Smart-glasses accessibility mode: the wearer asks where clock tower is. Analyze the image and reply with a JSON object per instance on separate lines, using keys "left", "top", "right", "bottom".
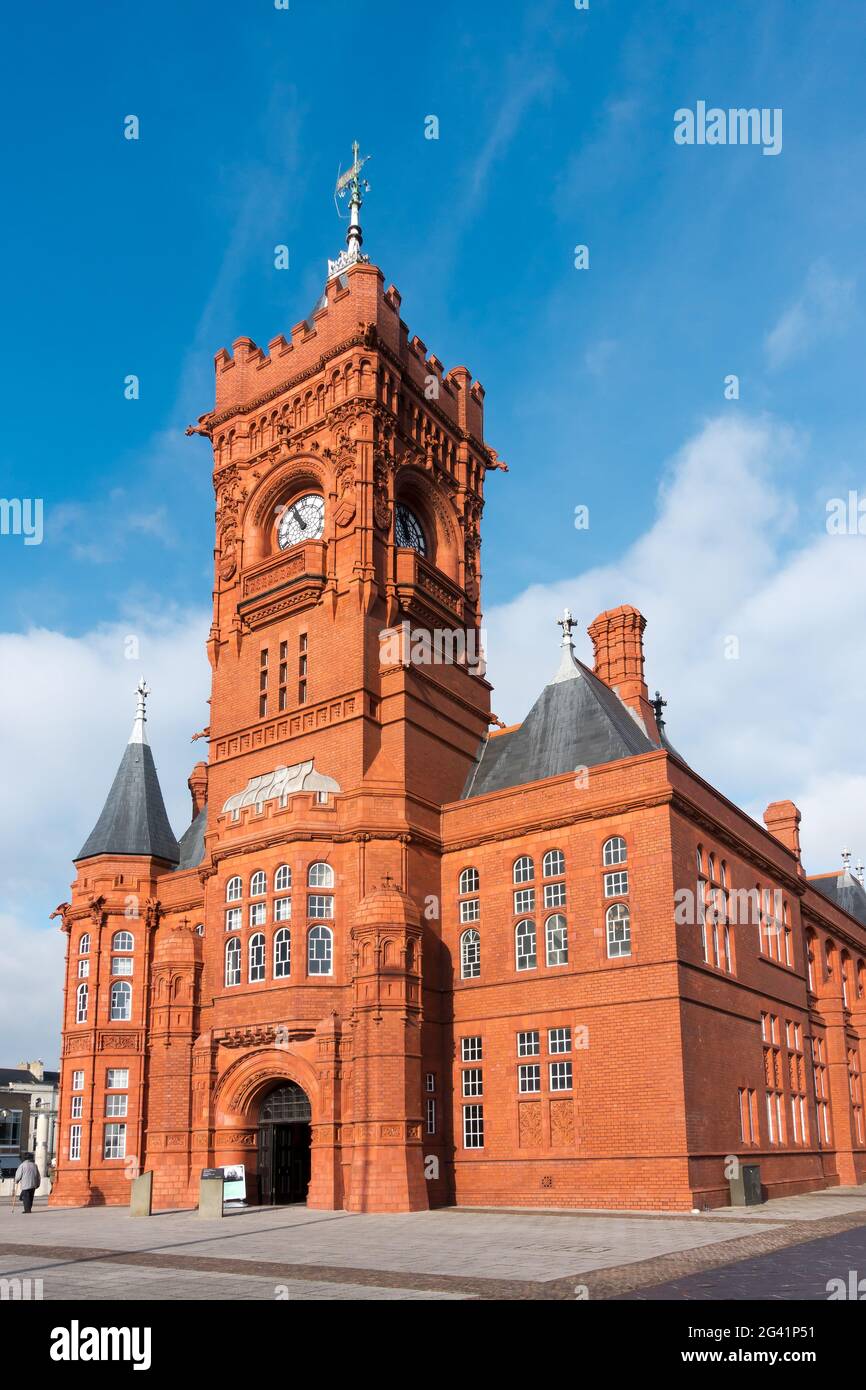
{"left": 179, "top": 148, "right": 505, "bottom": 1210}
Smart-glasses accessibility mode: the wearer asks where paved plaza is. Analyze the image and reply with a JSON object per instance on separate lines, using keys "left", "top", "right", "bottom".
{"left": 3, "top": 1188, "right": 866, "bottom": 1300}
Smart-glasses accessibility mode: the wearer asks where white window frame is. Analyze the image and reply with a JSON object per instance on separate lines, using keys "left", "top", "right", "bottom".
{"left": 515, "top": 919, "right": 537, "bottom": 971}
{"left": 308, "top": 861, "right": 334, "bottom": 888}
{"left": 517, "top": 1030, "right": 539, "bottom": 1057}
{"left": 274, "top": 864, "right": 292, "bottom": 892}
{"left": 603, "top": 836, "right": 627, "bottom": 866}
{"left": 518, "top": 1063, "right": 541, "bottom": 1093}
{"left": 71, "top": 1070, "right": 85, "bottom": 1091}
{"left": 112, "top": 930, "right": 134, "bottom": 952}
{"left": 543, "top": 848, "right": 565, "bottom": 878}
{"left": 548, "top": 1027, "right": 571, "bottom": 1054}
{"left": 308, "top": 925, "right": 333, "bottom": 976}
{"left": 76, "top": 982, "right": 88, "bottom": 1023}
{"left": 461, "top": 1036, "right": 482, "bottom": 1062}
{"left": 106, "top": 1069, "right": 128, "bottom": 1089}
{"left": 513, "top": 856, "right": 535, "bottom": 884}
{"left": 274, "top": 927, "right": 291, "bottom": 979}
{"left": 549, "top": 1060, "right": 573, "bottom": 1091}
{"left": 109, "top": 980, "right": 132, "bottom": 1021}
{"left": 105, "top": 1094, "right": 128, "bottom": 1118}
{"left": 308, "top": 894, "right": 334, "bottom": 919}
{"left": 250, "top": 870, "right": 267, "bottom": 897}
{"left": 459, "top": 897, "right": 480, "bottom": 924}
{"left": 249, "top": 901, "right": 267, "bottom": 928}
{"left": 249, "top": 932, "right": 266, "bottom": 983}
{"left": 604, "top": 870, "right": 629, "bottom": 898}
{"left": 545, "top": 913, "right": 569, "bottom": 967}
{"left": 226, "top": 876, "right": 242, "bottom": 902}
{"left": 225, "top": 937, "right": 241, "bottom": 987}
{"left": 225, "top": 907, "right": 241, "bottom": 932}
{"left": 606, "top": 903, "right": 631, "bottom": 958}
{"left": 460, "top": 928, "right": 481, "bottom": 979}
{"left": 462, "top": 1104, "right": 484, "bottom": 1149}
{"left": 103, "top": 1123, "right": 127, "bottom": 1160}
{"left": 459, "top": 867, "right": 480, "bottom": 894}
{"left": 69, "top": 1125, "right": 81, "bottom": 1161}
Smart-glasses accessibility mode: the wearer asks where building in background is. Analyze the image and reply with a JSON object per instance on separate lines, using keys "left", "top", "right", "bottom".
{"left": 0, "top": 1063, "right": 59, "bottom": 1194}
{"left": 48, "top": 159, "right": 866, "bottom": 1214}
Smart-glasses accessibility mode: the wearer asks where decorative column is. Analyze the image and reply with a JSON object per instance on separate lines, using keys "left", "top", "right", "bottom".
{"left": 346, "top": 880, "right": 428, "bottom": 1212}
{"left": 145, "top": 916, "right": 202, "bottom": 1209}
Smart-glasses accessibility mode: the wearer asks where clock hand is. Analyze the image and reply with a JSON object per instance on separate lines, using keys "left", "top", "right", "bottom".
{"left": 291, "top": 505, "right": 307, "bottom": 530}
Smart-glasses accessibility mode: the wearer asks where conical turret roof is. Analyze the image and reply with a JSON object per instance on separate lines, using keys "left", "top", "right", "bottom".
{"left": 76, "top": 681, "right": 179, "bottom": 864}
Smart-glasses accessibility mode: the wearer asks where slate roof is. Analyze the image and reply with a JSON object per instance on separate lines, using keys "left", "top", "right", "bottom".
{"left": 0, "top": 1068, "right": 59, "bottom": 1087}
{"left": 176, "top": 805, "right": 207, "bottom": 871}
{"left": 77, "top": 711, "right": 179, "bottom": 864}
{"left": 462, "top": 638, "right": 659, "bottom": 799}
{"left": 809, "top": 870, "right": 866, "bottom": 928}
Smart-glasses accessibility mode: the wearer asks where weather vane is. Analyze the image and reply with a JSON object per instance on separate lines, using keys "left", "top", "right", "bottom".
{"left": 328, "top": 140, "right": 372, "bottom": 280}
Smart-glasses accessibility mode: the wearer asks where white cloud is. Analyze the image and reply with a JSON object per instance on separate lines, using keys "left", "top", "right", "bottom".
{"left": 0, "top": 609, "right": 210, "bottom": 1064}
{"left": 764, "top": 260, "right": 855, "bottom": 369}
{"left": 484, "top": 413, "right": 866, "bottom": 874}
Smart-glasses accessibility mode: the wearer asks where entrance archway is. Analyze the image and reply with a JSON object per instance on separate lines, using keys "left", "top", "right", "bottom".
{"left": 257, "top": 1081, "right": 312, "bottom": 1205}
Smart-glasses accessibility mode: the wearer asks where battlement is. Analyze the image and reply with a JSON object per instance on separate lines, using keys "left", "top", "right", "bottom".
{"left": 204, "top": 260, "right": 486, "bottom": 443}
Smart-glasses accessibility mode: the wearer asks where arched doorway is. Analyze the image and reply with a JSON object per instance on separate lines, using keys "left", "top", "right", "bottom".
{"left": 257, "top": 1081, "right": 312, "bottom": 1205}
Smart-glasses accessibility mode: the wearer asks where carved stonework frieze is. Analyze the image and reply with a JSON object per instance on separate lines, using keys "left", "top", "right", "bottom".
{"left": 549, "top": 1100, "right": 575, "bottom": 1147}
{"left": 63, "top": 1035, "right": 92, "bottom": 1056}
{"left": 518, "top": 1102, "right": 543, "bottom": 1148}
{"left": 216, "top": 1131, "right": 257, "bottom": 1148}
{"left": 97, "top": 1031, "right": 140, "bottom": 1052}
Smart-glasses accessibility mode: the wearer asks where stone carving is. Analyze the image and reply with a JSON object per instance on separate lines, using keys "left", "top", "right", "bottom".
{"left": 518, "top": 1102, "right": 543, "bottom": 1148}
{"left": 50, "top": 902, "right": 72, "bottom": 932}
{"left": 549, "top": 1100, "right": 575, "bottom": 1147}
{"left": 215, "top": 464, "right": 247, "bottom": 582}
{"left": 333, "top": 427, "right": 358, "bottom": 528}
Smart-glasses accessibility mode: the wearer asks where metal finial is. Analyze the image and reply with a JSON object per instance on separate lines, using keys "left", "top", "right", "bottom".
{"left": 557, "top": 608, "right": 576, "bottom": 645}
{"left": 856, "top": 860, "right": 864, "bottom": 885}
{"left": 842, "top": 846, "right": 852, "bottom": 872}
{"left": 328, "top": 141, "right": 371, "bottom": 279}
{"left": 651, "top": 690, "right": 667, "bottom": 727}
{"left": 129, "top": 679, "right": 151, "bottom": 746}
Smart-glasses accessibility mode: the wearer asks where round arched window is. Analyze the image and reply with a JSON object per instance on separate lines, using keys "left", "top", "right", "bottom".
{"left": 394, "top": 503, "right": 426, "bottom": 555}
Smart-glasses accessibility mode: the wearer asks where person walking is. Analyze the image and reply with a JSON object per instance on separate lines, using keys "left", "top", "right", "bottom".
{"left": 14, "top": 1153, "right": 41, "bottom": 1214}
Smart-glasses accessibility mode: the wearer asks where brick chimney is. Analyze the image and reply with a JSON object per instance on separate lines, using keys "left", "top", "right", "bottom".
{"left": 587, "top": 605, "right": 660, "bottom": 740}
{"left": 763, "top": 800, "right": 803, "bottom": 873}
{"left": 188, "top": 761, "right": 208, "bottom": 819}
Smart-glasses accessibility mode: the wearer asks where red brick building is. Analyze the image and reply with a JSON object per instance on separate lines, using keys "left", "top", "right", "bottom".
{"left": 51, "top": 185, "right": 866, "bottom": 1214}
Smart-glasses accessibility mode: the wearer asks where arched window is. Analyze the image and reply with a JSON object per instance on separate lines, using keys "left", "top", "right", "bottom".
{"left": 274, "top": 928, "right": 291, "bottom": 979}
{"left": 841, "top": 952, "right": 851, "bottom": 1008}
{"left": 225, "top": 937, "right": 241, "bottom": 987}
{"left": 78, "top": 933, "right": 90, "bottom": 955}
{"left": 513, "top": 856, "right": 534, "bottom": 885}
{"left": 110, "top": 980, "right": 132, "bottom": 1021}
{"left": 545, "top": 914, "right": 569, "bottom": 967}
{"left": 460, "top": 928, "right": 481, "bottom": 979}
{"left": 112, "top": 931, "right": 134, "bottom": 952}
{"left": 275, "top": 864, "right": 291, "bottom": 892}
{"left": 543, "top": 849, "right": 565, "bottom": 878}
{"left": 515, "top": 919, "right": 537, "bottom": 971}
{"left": 250, "top": 870, "right": 267, "bottom": 897}
{"left": 858, "top": 959, "right": 866, "bottom": 1000}
{"left": 226, "top": 876, "right": 242, "bottom": 902}
{"left": 696, "top": 844, "right": 705, "bottom": 875}
{"left": 603, "top": 836, "right": 627, "bottom": 866}
{"left": 606, "top": 903, "right": 631, "bottom": 958}
{"left": 75, "top": 982, "right": 88, "bottom": 1023}
{"left": 308, "top": 925, "right": 333, "bottom": 976}
{"left": 249, "top": 933, "right": 266, "bottom": 983}
{"left": 308, "top": 862, "right": 334, "bottom": 888}
{"left": 459, "top": 867, "right": 479, "bottom": 895}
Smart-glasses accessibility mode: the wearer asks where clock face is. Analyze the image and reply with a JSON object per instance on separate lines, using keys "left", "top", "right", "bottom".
{"left": 394, "top": 502, "right": 426, "bottom": 555}
{"left": 278, "top": 493, "right": 325, "bottom": 550}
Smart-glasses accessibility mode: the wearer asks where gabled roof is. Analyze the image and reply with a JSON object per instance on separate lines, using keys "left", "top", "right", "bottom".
{"left": 809, "top": 869, "right": 866, "bottom": 928}
{"left": 176, "top": 805, "right": 207, "bottom": 871}
{"left": 77, "top": 690, "right": 179, "bottom": 864}
{"left": 462, "top": 633, "right": 659, "bottom": 799}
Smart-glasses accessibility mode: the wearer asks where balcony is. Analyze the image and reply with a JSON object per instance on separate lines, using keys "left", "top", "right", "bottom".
{"left": 238, "top": 540, "right": 327, "bottom": 628}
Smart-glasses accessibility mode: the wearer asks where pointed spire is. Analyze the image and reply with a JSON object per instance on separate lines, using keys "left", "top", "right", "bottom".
{"left": 76, "top": 683, "right": 179, "bottom": 863}
{"left": 129, "top": 677, "right": 150, "bottom": 745}
{"left": 551, "top": 607, "right": 581, "bottom": 683}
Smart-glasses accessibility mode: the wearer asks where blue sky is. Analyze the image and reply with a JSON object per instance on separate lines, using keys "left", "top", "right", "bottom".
{"left": 4, "top": 0, "right": 866, "bottom": 1061}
